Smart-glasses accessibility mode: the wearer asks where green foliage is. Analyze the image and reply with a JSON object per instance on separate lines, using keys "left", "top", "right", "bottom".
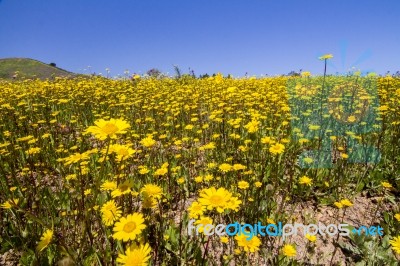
{"left": 339, "top": 233, "right": 398, "bottom": 265}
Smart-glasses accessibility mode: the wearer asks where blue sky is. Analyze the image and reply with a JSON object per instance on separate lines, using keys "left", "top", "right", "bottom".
{"left": 0, "top": 0, "right": 399, "bottom": 77}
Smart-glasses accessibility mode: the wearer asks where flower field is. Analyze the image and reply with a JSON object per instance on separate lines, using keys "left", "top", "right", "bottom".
{"left": 1, "top": 73, "right": 400, "bottom": 265}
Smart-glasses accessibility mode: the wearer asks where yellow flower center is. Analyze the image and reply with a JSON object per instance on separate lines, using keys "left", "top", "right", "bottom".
{"left": 117, "top": 148, "right": 129, "bottom": 156}
{"left": 123, "top": 221, "right": 137, "bottom": 233}
{"left": 193, "top": 205, "right": 202, "bottom": 211}
{"left": 209, "top": 195, "right": 223, "bottom": 205}
{"left": 102, "top": 123, "right": 119, "bottom": 135}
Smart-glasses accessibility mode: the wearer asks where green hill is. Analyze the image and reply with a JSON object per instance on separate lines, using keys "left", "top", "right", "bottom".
{"left": 0, "top": 58, "right": 75, "bottom": 80}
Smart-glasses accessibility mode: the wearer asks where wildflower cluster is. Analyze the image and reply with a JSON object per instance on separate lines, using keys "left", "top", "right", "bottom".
{"left": 0, "top": 71, "right": 399, "bottom": 264}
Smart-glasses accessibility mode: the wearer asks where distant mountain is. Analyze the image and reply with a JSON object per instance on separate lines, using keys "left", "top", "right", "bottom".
{"left": 0, "top": 58, "right": 75, "bottom": 80}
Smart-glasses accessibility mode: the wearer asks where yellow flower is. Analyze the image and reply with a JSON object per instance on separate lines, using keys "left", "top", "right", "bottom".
{"left": 85, "top": 118, "right": 130, "bottom": 140}
{"left": 218, "top": 163, "right": 232, "bottom": 172}
{"left": 298, "top": 138, "right": 309, "bottom": 144}
{"left": 63, "top": 152, "right": 90, "bottom": 166}
{"left": 235, "top": 234, "right": 261, "bottom": 252}
{"left": 200, "top": 142, "right": 216, "bottom": 150}
{"left": 340, "top": 199, "right": 353, "bottom": 207}
{"left": 226, "top": 196, "right": 242, "bottom": 212}
{"left": 184, "top": 124, "right": 194, "bottom": 130}
{"left": 154, "top": 166, "right": 168, "bottom": 176}
{"left": 341, "top": 153, "right": 349, "bottom": 159}
{"left": 395, "top": 213, "right": 400, "bottom": 222}
{"left": 101, "top": 200, "right": 122, "bottom": 226}
{"left": 281, "top": 244, "right": 296, "bottom": 257}
{"left": 194, "top": 217, "right": 213, "bottom": 233}
{"left": 26, "top": 147, "right": 41, "bottom": 155}
{"left": 198, "top": 187, "right": 232, "bottom": 213}
{"left": 142, "top": 196, "right": 157, "bottom": 209}
{"left": 305, "top": 234, "right": 317, "bottom": 242}
{"left": 318, "top": 54, "right": 333, "bottom": 60}
{"left": 232, "top": 164, "right": 246, "bottom": 171}
{"left": 255, "top": 181, "right": 262, "bottom": 188}
{"left": 140, "top": 136, "right": 156, "bottom": 148}
{"left": 138, "top": 166, "right": 150, "bottom": 174}
{"left": 111, "top": 180, "right": 133, "bottom": 198}
{"left": 381, "top": 181, "right": 393, "bottom": 189}
{"left": 261, "top": 136, "right": 273, "bottom": 144}
{"left": 207, "top": 162, "right": 217, "bottom": 169}
{"left": 238, "top": 181, "right": 250, "bottom": 190}
{"left": 36, "top": 229, "right": 53, "bottom": 252}
{"left": 17, "top": 135, "right": 34, "bottom": 142}
{"left": 204, "top": 174, "right": 213, "bottom": 181}
{"left": 308, "top": 124, "right": 320, "bottom": 131}
{"left": 301, "top": 71, "right": 311, "bottom": 77}
{"left": 298, "top": 176, "right": 313, "bottom": 186}
{"left": 389, "top": 236, "right": 400, "bottom": 254}
{"left": 100, "top": 180, "right": 117, "bottom": 191}
{"left": 334, "top": 202, "right": 343, "bottom": 209}
{"left": 347, "top": 116, "right": 356, "bottom": 123}
{"left": 303, "top": 157, "right": 314, "bottom": 164}
{"left": 188, "top": 201, "right": 206, "bottom": 219}
{"left": 141, "top": 184, "right": 163, "bottom": 199}
{"left": 378, "top": 105, "right": 389, "bottom": 111}
{"left": 117, "top": 243, "right": 151, "bottom": 266}
{"left": 113, "top": 213, "right": 146, "bottom": 242}
{"left": 244, "top": 119, "right": 260, "bottom": 133}
{"left": 269, "top": 143, "right": 285, "bottom": 155}
{"left": 1, "top": 198, "right": 19, "bottom": 209}
{"left": 109, "top": 144, "right": 136, "bottom": 161}
{"left": 194, "top": 175, "right": 203, "bottom": 183}
{"left": 220, "top": 236, "right": 229, "bottom": 244}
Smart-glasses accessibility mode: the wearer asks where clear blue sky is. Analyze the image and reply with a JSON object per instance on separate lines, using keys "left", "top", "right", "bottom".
{"left": 0, "top": 0, "right": 399, "bottom": 77}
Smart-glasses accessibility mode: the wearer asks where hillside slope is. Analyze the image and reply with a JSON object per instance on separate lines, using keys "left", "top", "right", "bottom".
{"left": 0, "top": 58, "right": 75, "bottom": 80}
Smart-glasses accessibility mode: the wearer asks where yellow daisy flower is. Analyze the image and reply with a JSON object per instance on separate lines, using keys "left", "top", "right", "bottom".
{"left": 198, "top": 187, "right": 232, "bottom": 213}
{"left": 381, "top": 181, "right": 393, "bottom": 189}
{"left": 117, "top": 243, "right": 151, "bottom": 265}
{"left": 141, "top": 184, "right": 163, "bottom": 199}
{"left": 298, "top": 176, "right": 313, "bottom": 186}
{"left": 36, "top": 229, "right": 53, "bottom": 252}
{"left": 238, "top": 181, "right": 250, "bottom": 190}
{"left": 101, "top": 200, "right": 122, "bottom": 226}
{"left": 113, "top": 213, "right": 146, "bottom": 242}
{"left": 281, "top": 244, "right": 296, "bottom": 257}
{"left": 318, "top": 54, "right": 333, "bottom": 60}
{"left": 269, "top": 143, "right": 285, "bottom": 155}
{"left": 235, "top": 234, "right": 261, "bottom": 252}
{"left": 389, "top": 236, "right": 400, "bottom": 254}
{"left": 305, "top": 234, "right": 317, "bottom": 242}
{"left": 188, "top": 201, "right": 206, "bottom": 219}
{"left": 85, "top": 118, "right": 130, "bottom": 140}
